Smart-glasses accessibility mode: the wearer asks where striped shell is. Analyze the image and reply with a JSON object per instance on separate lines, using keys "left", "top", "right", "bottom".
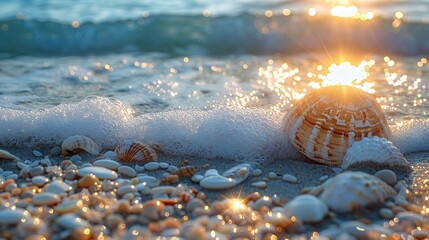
{"left": 0, "top": 149, "right": 19, "bottom": 161}
{"left": 342, "top": 137, "right": 410, "bottom": 170}
{"left": 114, "top": 140, "right": 157, "bottom": 162}
{"left": 283, "top": 85, "right": 392, "bottom": 166}
{"left": 319, "top": 171, "right": 397, "bottom": 212}
{"left": 172, "top": 166, "right": 196, "bottom": 177}
{"left": 61, "top": 135, "right": 100, "bottom": 156}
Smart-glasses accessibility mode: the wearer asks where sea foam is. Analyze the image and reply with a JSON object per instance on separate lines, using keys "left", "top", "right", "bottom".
{"left": 0, "top": 97, "right": 427, "bottom": 161}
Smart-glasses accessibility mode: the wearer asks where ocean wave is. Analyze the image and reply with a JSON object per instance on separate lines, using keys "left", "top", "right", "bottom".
{"left": 0, "top": 13, "right": 428, "bottom": 57}
{"left": 0, "top": 97, "right": 428, "bottom": 162}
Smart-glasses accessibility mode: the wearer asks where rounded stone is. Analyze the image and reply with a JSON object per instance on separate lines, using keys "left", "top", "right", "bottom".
{"left": 32, "top": 176, "right": 49, "bottom": 187}
{"left": 57, "top": 214, "right": 90, "bottom": 229}
{"left": 268, "top": 172, "right": 277, "bottom": 179}
{"left": 191, "top": 174, "right": 204, "bottom": 183}
{"left": 93, "top": 159, "right": 121, "bottom": 170}
{"left": 78, "top": 166, "right": 118, "bottom": 180}
{"left": 45, "top": 180, "right": 73, "bottom": 194}
{"left": 144, "top": 162, "right": 160, "bottom": 171}
{"left": 32, "top": 192, "right": 61, "bottom": 206}
{"left": 55, "top": 199, "right": 83, "bottom": 214}
{"left": 283, "top": 195, "right": 328, "bottom": 223}
{"left": 118, "top": 166, "right": 137, "bottom": 178}
{"left": 282, "top": 174, "right": 298, "bottom": 183}
{"left": 375, "top": 169, "right": 397, "bottom": 186}
{"left": 0, "top": 208, "right": 28, "bottom": 224}
{"left": 200, "top": 175, "right": 236, "bottom": 190}
{"left": 32, "top": 150, "right": 43, "bottom": 157}
{"left": 30, "top": 166, "right": 44, "bottom": 177}
{"left": 159, "top": 162, "right": 169, "bottom": 169}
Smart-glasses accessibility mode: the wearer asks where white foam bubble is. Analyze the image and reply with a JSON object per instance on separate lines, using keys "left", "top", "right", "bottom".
{"left": 1, "top": 97, "right": 426, "bottom": 162}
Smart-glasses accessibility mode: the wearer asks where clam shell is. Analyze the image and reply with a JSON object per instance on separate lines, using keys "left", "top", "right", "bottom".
{"left": 61, "top": 135, "right": 100, "bottom": 156}
{"left": 0, "top": 149, "right": 19, "bottom": 161}
{"left": 319, "top": 171, "right": 397, "bottom": 212}
{"left": 114, "top": 140, "right": 157, "bottom": 162}
{"left": 172, "top": 166, "right": 196, "bottom": 177}
{"left": 341, "top": 136, "right": 410, "bottom": 170}
{"left": 283, "top": 85, "right": 391, "bottom": 166}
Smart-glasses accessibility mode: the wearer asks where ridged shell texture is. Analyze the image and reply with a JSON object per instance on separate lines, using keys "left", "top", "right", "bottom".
{"left": 283, "top": 85, "right": 392, "bottom": 166}
{"left": 319, "top": 171, "right": 397, "bottom": 212}
{"left": 61, "top": 135, "right": 100, "bottom": 156}
{"left": 342, "top": 136, "right": 410, "bottom": 170}
{"left": 114, "top": 140, "right": 157, "bottom": 162}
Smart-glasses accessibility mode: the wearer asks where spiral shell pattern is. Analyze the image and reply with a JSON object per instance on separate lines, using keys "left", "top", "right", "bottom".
{"left": 61, "top": 135, "right": 100, "bottom": 156}
{"left": 283, "top": 85, "right": 392, "bottom": 166}
{"left": 114, "top": 140, "right": 157, "bottom": 162}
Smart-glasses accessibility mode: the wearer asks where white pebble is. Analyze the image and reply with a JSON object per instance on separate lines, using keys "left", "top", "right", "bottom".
{"left": 93, "top": 159, "right": 121, "bottom": 170}
{"left": 159, "top": 162, "right": 169, "bottom": 169}
{"left": 191, "top": 174, "right": 204, "bottom": 183}
{"left": 251, "top": 181, "right": 267, "bottom": 189}
{"left": 204, "top": 169, "right": 219, "bottom": 177}
{"left": 268, "top": 172, "right": 277, "bottom": 179}
{"left": 118, "top": 165, "right": 137, "bottom": 178}
{"left": 32, "top": 192, "right": 61, "bottom": 206}
{"left": 32, "top": 176, "right": 49, "bottom": 187}
{"left": 78, "top": 166, "right": 118, "bottom": 180}
{"left": 200, "top": 175, "right": 236, "bottom": 190}
{"left": 375, "top": 169, "right": 397, "bottom": 186}
{"left": 144, "top": 162, "right": 160, "bottom": 171}
{"left": 167, "top": 165, "right": 179, "bottom": 172}
{"left": 252, "top": 169, "right": 262, "bottom": 176}
{"left": 282, "top": 174, "right": 298, "bottom": 183}
{"left": 32, "top": 150, "right": 43, "bottom": 157}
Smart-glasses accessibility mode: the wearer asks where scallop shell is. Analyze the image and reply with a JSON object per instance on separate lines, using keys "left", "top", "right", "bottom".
{"left": 61, "top": 135, "right": 100, "bottom": 156}
{"left": 0, "top": 149, "right": 19, "bottom": 161}
{"left": 341, "top": 137, "right": 410, "bottom": 170}
{"left": 319, "top": 171, "right": 397, "bottom": 212}
{"left": 283, "top": 85, "right": 392, "bottom": 166}
{"left": 172, "top": 166, "right": 196, "bottom": 177}
{"left": 114, "top": 140, "right": 157, "bottom": 162}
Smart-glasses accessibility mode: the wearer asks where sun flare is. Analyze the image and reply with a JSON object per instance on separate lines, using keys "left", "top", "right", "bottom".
{"left": 317, "top": 61, "right": 375, "bottom": 93}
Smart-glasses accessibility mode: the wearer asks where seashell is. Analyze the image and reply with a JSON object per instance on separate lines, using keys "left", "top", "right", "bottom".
{"left": 172, "top": 166, "right": 196, "bottom": 177}
{"left": 61, "top": 135, "right": 100, "bottom": 156}
{"left": 283, "top": 194, "right": 328, "bottom": 222}
{"left": 319, "top": 171, "right": 397, "bottom": 212}
{"left": 0, "top": 149, "right": 19, "bottom": 161}
{"left": 114, "top": 140, "right": 157, "bottom": 162}
{"left": 160, "top": 174, "right": 179, "bottom": 184}
{"left": 283, "top": 85, "right": 392, "bottom": 166}
{"left": 222, "top": 164, "right": 251, "bottom": 185}
{"left": 341, "top": 136, "right": 410, "bottom": 170}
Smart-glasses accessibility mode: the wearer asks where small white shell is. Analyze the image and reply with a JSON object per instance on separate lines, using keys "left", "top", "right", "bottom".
{"left": 319, "top": 171, "right": 397, "bottom": 212}
{"left": 222, "top": 163, "right": 251, "bottom": 185}
{"left": 0, "top": 149, "right": 19, "bottom": 161}
{"left": 115, "top": 140, "right": 157, "bottom": 162}
{"left": 283, "top": 194, "right": 328, "bottom": 222}
{"left": 341, "top": 137, "right": 410, "bottom": 170}
{"left": 61, "top": 135, "right": 100, "bottom": 155}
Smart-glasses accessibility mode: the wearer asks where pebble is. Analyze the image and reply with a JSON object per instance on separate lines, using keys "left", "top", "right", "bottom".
{"left": 6, "top": 174, "right": 18, "bottom": 180}
{"left": 30, "top": 166, "right": 44, "bottom": 177}
{"left": 93, "top": 159, "right": 121, "bottom": 170}
{"left": 144, "top": 162, "right": 160, "bottom": 171}
{"left": 48, "top": 146, "right": 61, "bottom": 156}
{"left": 252, "top": 169, "right": 262, "bottom": 177}
{"left": 135, "top": 164, "right": 145, "bottom": 172}
{"left": 379, "top": 208, "right": 394, "bottom": 219}
{"left": 159, "top": 162, "right": 169, "bottom": 169}
{"left": 41, "top": 157, "right": 52, "bottom": 166}
{"left": 284, "top": 195, "right": 328, "bottom": 223}
{"left": 45, "top": 180, "right": 72, "bottom": 194}
{"left": 375, "top": 169, "right": 397, "bottom": 186}
{"left": 78, "top": 166, "right": 118, "bottom": 180}
{"left": 117, "top": 185, "right": 136, "bottom": 196}
{"left": 57, "top": 214, "right": 90, "bottom": 229}
{"left": 32, "top": 176, "right": 49, "bottom": 187}
{"left": 150, "top": 186, "right": 176, "bottom": 195}
{"left": 200, "top": 175, "right": 237, "bottom": 190}
{"left": 70, "top": 155, "right": 82, "bottom": 163}
{"left": 268, "top": 172, "right": 277, "bottom": 179}
{"left": 103, "top": 151, "right": 119, "bottom": 160}
{"left": 32, "top": 192, "right": 61, "bottom": 206}
{"left": 204, "top": 169, "right": 219, "bottom": 177}
{"left": 32, "top": 150, "right": 43, "bottom": 157}
{"left": 0, "top": 208, "right": 28, "bottom": 224}
{"left": 118, "top": 165, "right": 137, "bottom": 177}
{"left": 2, "top": 170, "right": 13, "bottom": 177}
{"left": 167, "top": 165, "right": 179, "bottom": 172}
{"left": 191, "top": 174, "right": 204, "bottom": 183}
{"left": 282, "top": 174, "right": 298, "bottom": 183}
{"left": 251, "top": 181, "right": 267, "bottom": 189}
{"left": 136, "top": 175, "right": 159, "bottom": 187}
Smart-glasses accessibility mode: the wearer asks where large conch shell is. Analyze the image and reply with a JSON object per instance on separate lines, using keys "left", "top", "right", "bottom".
{"left": 283, "top": 85, "right": 391, "bottom": 166}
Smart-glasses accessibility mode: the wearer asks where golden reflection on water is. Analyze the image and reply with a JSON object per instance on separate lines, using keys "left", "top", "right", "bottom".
{"left": 412, "top": 163, "right": 429, "bottom": 216}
